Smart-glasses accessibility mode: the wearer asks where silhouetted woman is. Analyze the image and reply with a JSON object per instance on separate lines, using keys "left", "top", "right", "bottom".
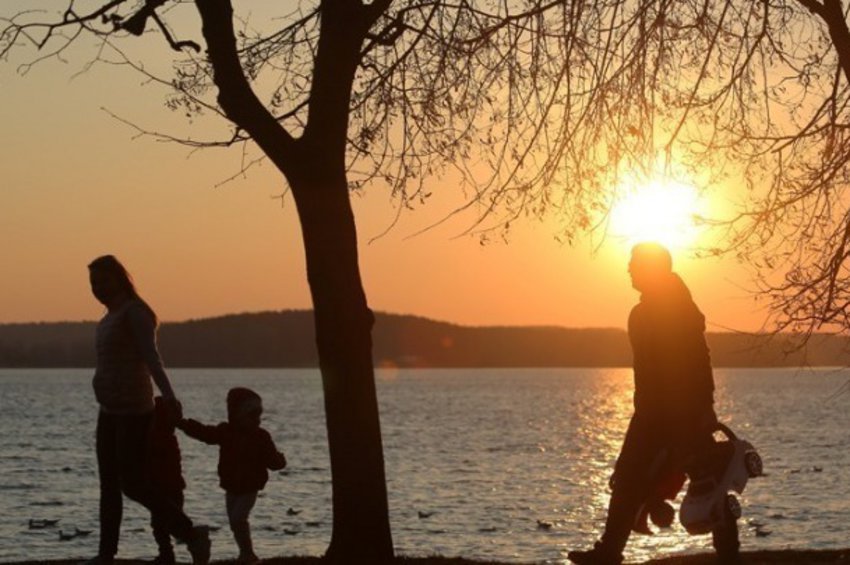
{"left": 87, "top": 255, "right": 210, "bottom": 565}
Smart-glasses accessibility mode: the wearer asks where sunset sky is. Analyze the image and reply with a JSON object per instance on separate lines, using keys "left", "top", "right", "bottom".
{"left": 0, "top": 5, "right": 769, "bottom": 332}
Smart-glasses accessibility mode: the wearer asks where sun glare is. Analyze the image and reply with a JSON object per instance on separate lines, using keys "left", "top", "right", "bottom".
{"left": 609, "top": 177, "right": 704, "bottom": 252}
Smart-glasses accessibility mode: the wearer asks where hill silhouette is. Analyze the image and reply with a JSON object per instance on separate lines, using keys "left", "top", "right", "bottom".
{"left": 0, "top": 310, "right": 848, "bottom": 368}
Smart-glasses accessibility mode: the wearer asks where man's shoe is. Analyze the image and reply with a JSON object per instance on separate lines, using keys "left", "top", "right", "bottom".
{"left": 567, "top": 544, "right": 623, "bottom": 565}
{"left": 236, "top": 553, "right": 260, "bottom": 565}
{"left": 716, "top": 551, "right": 743, "bottom": 564}
{"left": 186, "top": 526, "right": 211, "bottom": 565}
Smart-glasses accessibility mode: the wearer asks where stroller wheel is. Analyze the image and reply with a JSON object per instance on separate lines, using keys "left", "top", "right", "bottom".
{"left": 725, "top": 494, "right": 742, "bottom": 519}
{"left": 745, "top": 450, "right": 763, "bottom": 478}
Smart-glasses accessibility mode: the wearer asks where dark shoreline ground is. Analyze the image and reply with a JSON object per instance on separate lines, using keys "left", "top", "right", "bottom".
{"left": 8, "top": 551, "right": 850, "bottom": 565}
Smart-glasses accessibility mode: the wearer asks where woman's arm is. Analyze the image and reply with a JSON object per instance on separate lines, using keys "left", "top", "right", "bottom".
{"left": 126, "top": 301, "right": 175, "bottom": 399}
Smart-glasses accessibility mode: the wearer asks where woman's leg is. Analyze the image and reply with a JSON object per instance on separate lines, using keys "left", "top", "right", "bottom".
{"left": 96, "top": 411, "right": 122, "bottom": 560}
{"left": 113, "top": 413, "right": 195, "bottom": 541}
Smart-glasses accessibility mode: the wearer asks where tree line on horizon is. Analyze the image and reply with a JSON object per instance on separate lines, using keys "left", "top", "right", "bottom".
{"left": 2, "top": 310, "right": 848, "bottom": 369}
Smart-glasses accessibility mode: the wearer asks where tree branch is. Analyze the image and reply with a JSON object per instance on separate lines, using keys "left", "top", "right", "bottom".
{"left": 193, "top": 0, "right": 296, "bottom": 171}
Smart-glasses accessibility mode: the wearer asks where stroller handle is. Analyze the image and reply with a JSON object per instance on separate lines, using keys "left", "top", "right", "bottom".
{"left": 714, "top": 422, "right": 738, "bottom": 441}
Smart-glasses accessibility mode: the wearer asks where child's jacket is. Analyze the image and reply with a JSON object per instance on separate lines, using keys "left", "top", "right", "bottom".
{"left": 180, "top": 419, "right": 287, "bottom": 494}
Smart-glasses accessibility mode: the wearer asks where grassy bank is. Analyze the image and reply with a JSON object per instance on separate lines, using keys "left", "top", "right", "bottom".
{"left": 8, "top": 551, "right": 850, "bottom": 565}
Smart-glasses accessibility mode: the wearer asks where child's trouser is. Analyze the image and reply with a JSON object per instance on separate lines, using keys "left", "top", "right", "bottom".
{"left": 226, "top": 491, "right": 258, "bottom": 556}
{"left": 152, "top": 489, "right": 184, "bottom": 557}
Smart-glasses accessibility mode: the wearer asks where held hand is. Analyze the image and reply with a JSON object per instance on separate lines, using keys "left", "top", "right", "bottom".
{"left": 163, "top": 396, "right": 183, "bottom": 426}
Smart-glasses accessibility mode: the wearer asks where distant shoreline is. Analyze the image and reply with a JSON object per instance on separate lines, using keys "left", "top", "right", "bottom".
{"left": 2, "top": 310, "right": 850, "bottom": 369}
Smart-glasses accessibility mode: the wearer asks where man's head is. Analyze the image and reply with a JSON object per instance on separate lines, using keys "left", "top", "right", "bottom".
{"left": 629, "top": 242, "right": 673, "bottom": 293}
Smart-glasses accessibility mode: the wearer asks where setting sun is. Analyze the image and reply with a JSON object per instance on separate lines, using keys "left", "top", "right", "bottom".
{"left": 609, "top": 176, "right": 704, "bottom": 251}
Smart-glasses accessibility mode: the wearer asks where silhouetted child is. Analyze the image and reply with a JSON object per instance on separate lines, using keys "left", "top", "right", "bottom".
{"left": 148, "top": 396, "right": 187, "bottom": 565}
{"left": 178, "top": 388, "right": 287, "bottom": 564}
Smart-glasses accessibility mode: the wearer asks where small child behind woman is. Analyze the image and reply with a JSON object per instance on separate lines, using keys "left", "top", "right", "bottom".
{"left": 148, "top": 396, "right": 187, "bottom": 565}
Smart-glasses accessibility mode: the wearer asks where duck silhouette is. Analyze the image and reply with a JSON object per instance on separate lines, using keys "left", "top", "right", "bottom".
{"left": 417, "top": 511, "right": 434, "bottom": 519}
{"left": 58, "top": 530, "right": 76, "bottom": 541}
{"left": 29, "top": 519, "right": 59, "bottom": 529}
{"left": 537, "top": 519, "right": 554, "bottom": 530}
{"left": 286, "top": 507, "right": 301, "bottom": 516}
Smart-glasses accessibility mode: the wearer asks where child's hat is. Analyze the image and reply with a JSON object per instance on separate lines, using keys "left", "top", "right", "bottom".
{"left": 227, "top": 387, "right": 262, "bottom": 421}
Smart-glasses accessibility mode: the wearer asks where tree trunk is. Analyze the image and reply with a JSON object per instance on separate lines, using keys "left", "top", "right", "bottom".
{"left": 193, "top": 2, "right": 394, "bottom": 560}
{"left": 289, "top": 149, "right": 394, "bottom": 563}
{"left": 820, "top": 0, "right": 850, "bottom": 84}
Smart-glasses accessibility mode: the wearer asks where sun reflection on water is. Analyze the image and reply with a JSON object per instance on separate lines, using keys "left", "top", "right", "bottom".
{"left": 554, "top": 370, "right": 634, "bottom": 561}
{"left": 550, "top": 369, "right": 718, "bottom": 564}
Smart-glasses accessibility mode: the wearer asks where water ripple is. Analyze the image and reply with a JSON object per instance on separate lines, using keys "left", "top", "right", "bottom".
{"left": 1, "top": 368, "right": 849, "bottom": 562}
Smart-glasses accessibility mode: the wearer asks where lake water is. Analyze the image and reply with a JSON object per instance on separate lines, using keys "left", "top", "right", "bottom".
{"left": 1, "top": 368, "right": 849, "bottom": 564}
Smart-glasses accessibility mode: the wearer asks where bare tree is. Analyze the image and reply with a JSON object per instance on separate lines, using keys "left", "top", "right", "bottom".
{"left": 428, "top": 0, "right": 850, "bottom": 345}
{"left": 0, "top": 0, "right": 610, "bottom": 562}
{"left": 0, "top": 2, "right": 682, "bottom": 559}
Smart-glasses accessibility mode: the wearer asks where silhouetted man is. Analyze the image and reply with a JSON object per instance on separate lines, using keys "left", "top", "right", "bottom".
{"left": 568, "top": 242, "right": 739, "bottom": 565}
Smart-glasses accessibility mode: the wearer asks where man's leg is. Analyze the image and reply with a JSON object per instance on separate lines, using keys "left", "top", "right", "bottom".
{"left": 569, "top": 418, "right": 665, "bottom": 565}
{"left": 567, "top": 478, "right": 647, "bottom": 564}
{"left": 711, "top": 503, "right": 741, "bottom": 563}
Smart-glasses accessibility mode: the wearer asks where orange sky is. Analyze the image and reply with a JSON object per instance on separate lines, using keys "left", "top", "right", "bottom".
{"left": 0, "top": 15, "right": 769, "bottom": 331}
